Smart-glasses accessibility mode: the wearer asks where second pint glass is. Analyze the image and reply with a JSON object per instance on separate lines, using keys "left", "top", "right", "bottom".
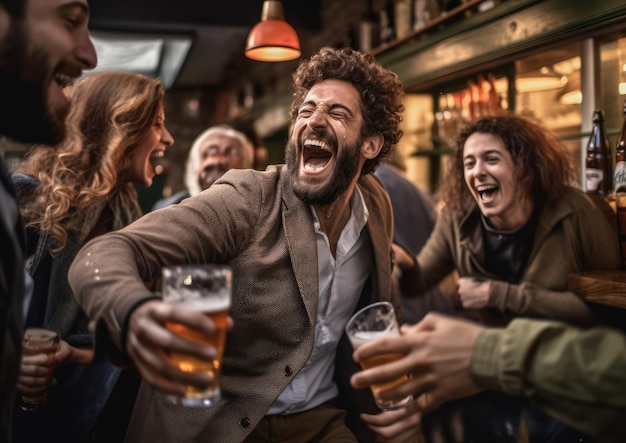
{"left": 162, "top": 264, "right": 232, "bottom": 407}
{"left": 345, "top": 301, "right": 412, "bottom": 410}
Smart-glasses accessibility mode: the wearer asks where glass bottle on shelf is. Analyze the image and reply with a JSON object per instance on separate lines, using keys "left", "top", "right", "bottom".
{"left": 380, "top": 0, "right": 396, "bottom": 44}
{"left": 395, "top": 0, "right": 411, "bottom": 40}
{"left": 467, "top": 79, "right": 481, "bottom": 121}
{"left": 434, "top": 94, "right": 463, "bottom": 149}
{"left": 434, "top": 94, "right": 447, "bottom": 148}
{"left": 443, "top": 94, "right": 461, "bottom": 146}
{"left": 614, "top": 100, "right": 626, "bottom": 268}
{"left": 585, "top": 109, "right": 612, "bottom": 195}
{"left": 412, "top": 0, "right": 429, "bottom": 31}
{"left": 614, "top": 100, "right": 626, "bottom": 193}
{"left": 359, "top": 0, "right": 380, "bottom": 53}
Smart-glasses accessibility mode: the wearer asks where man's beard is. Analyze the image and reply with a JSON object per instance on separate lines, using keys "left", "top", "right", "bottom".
{"left": 0, "top": 22, "right": 66, "bottom": 144}
{"left": 286, "top": 132, "right": 362, "bottom": 206}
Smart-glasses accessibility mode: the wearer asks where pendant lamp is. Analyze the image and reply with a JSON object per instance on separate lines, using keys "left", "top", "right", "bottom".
{"left": 245, "top": 1, "right": 301, "bottom": 62}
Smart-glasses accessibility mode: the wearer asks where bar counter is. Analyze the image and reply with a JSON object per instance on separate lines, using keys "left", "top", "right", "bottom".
{"left": 569, "top": 271, "right": 626, "bottom": 310}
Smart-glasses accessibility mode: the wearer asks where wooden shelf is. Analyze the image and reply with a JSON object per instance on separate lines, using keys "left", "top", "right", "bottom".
{"left": 370, "top": 0, "right": 487, "bottom": 57}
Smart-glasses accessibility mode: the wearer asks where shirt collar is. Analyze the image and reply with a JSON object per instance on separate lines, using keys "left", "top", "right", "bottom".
{"left": 311, "top": 186, "right": 369, "bottom": 233}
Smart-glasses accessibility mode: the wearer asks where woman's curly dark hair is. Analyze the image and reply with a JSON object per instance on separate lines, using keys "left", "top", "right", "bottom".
{"left": 17, "top": 72, "right": 163, "bottom": 251}
{"left": 438, "top": 113, "right": 576, "bottom": 213}
{"left": 290, "top": 47, "right": 404, "bottom": 175}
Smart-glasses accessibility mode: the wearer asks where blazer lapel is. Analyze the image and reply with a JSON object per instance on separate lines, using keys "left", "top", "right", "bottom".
{"left": 359, "top": 177, "right": 403, "bottom": 323}
{"left": 280, "top": 169, "right": 319, "bottom": 326}
{"left": 361, "top": 183, "right": 391, "bottom": 303}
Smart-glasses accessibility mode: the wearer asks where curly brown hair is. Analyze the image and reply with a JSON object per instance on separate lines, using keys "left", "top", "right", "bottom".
{"left": 438, "top": 113, "right": 576, "bottom": 212}
{"left": 289, "top": 47, "right": 404, "bottom": 175}
{"left": 18, "top": 72, "right": 164, "bottom": 251}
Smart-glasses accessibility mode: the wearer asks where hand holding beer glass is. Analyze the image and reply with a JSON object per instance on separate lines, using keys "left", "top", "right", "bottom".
{"left": 162, "top": 264, "right": 231, "bottom": 407}
{"left": 345, "top": 301, "right": 412, "bottom": 410}
{"left": 19, "top": 328, "right": 60, "bottom": 412}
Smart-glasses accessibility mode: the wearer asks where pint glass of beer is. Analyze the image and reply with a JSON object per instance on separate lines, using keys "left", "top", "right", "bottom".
{"left": 19, "top": 328, "right": 60, "bottom": 412}
{"left": 345, "top": 301, "right": 412, "bottom": 410}
{"left": 162, "top": 264, "right": 232, "bottom": 407}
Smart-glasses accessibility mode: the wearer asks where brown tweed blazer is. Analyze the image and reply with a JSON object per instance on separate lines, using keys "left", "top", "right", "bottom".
{"left": 69, "top": 165, "right": 400, "bottom": 442}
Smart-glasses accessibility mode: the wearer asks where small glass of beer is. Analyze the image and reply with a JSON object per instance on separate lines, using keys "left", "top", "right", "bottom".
{"left": 345, "top": 301, "right": 412, "bottom": 410}
{"left": 162, "top": 264, "right": 232, "bottom": 407}
{"left": 19, "top": 328, "right": 60, "bottom": 412}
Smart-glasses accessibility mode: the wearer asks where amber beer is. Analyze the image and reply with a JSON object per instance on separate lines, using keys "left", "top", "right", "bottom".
{"left": 349, "top": 331, "right": 410, "bottom": 405}
{"left": 162, "top": 264, "right": 232, "bottom": 407}
{"left": 165, "top": 303, "right": 229, "bottom": 399}
{"left": 345, "top": 301, "right": 412, "bottom": 410}
{"left": 20, "top": 328, "right": 60, "bottom": 411}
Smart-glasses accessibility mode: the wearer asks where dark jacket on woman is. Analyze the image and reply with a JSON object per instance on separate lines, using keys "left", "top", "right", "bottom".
{"left": 401, "top": 186, "right": 622, "bottom": 326}
{"left": 11, "top": 173, "right": 141, "bottom": 442}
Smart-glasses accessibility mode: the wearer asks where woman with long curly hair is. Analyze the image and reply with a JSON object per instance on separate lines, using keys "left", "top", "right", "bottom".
{"left": 11, "top": 71, "right": 174, "bottom": 442}
{"left": 386, "top": 113, "right": 621, "bottom": 442}
{"left": 399, "top": 113, "right": 619, "bottom": 324}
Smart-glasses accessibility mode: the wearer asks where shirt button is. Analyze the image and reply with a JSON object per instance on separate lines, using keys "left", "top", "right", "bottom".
{"left": 239, "top": 417, "right": 251, "bottom": 429}
{"left": 284, "top": 365, "right": 293, "bottom": 376}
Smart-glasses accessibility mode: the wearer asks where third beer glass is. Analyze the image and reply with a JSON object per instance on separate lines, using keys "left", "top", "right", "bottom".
{"left": 345, "top": 301, "right": 412, "bottom": 410}
{"left": 19, "top": 328, "right": 60, "bottom": 412}
{"left": 162, "top": 264, "right": 232, "bottom": 407}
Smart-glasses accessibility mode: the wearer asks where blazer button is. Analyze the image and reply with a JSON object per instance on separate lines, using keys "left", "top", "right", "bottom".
{"left": 239, "top": 417, "right": 251, "bottom": 429}
{"left": 284, "top": 365, "right": 293, "bottom": 376}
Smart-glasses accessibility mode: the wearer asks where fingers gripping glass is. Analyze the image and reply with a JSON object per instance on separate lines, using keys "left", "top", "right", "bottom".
{"left": 20, "top": 328, "right": 60, "bottom": 412}
{"left": 345, "top": 301, "right": 412, "bottom": 410}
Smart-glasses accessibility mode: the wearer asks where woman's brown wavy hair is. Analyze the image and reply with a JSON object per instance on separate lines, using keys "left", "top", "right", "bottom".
{"left": 18, "top": 71, "right": 164, "bottom": 251}
{"left": 289, "top": 47, "right": 404, "bottom": 175}
{"left": 437, "top": 113, "right": 576, "bottom": 213}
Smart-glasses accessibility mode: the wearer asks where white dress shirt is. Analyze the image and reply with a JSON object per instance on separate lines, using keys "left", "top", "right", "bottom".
{"left": 269, "top": 187, "right": 372, "bottom": 414}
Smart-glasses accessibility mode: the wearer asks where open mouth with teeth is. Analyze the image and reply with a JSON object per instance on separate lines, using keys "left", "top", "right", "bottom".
{"left": 477, "top": 184, "right": 498, "bottom": 201}
{"left": 302, "top": 139, "right": 332, "bottom": 173}
{"left": 149, "top": 150, "right": 166, "bottom": 174}
{"left": 48, "top": 69, "right": 78, "bottom": 113}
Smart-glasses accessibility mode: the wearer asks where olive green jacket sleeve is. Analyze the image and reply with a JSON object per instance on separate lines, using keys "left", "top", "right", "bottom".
{"left": 471, "top": 318, "right": 626, "bottom": 442}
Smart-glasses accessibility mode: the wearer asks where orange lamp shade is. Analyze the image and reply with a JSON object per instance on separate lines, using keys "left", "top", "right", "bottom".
{"left": 245, "top": 1, "right": 301, "bottom": 62}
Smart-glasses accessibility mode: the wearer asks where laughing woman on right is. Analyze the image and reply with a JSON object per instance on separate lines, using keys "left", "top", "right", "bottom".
{"left": 390, "top": 113, "right": 621, "bottom": 443}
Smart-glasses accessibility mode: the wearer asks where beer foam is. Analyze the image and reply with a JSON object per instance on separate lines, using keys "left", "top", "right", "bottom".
{"left": 183, "top": 296, "right": 230, "bottom": 312}
{"left": 349, "top": 328, "right": 398, "bottom": 348}
{"left": 164, "top": 284, "right": 231, "bottom": 311}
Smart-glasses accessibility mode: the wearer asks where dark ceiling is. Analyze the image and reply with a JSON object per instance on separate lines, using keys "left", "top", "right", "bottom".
{"left": 87, "top": 0, "right": 322, "bottom": 89}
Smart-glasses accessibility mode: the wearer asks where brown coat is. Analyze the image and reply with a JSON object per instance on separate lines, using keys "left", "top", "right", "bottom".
{"left": 401, "top": 186, "right": 622, "bottom": 326}
{"left": 69, "top": 165, "right": 399, "bottom": 442}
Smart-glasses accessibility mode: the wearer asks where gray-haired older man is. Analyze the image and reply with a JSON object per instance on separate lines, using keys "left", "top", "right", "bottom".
{"left": 153, "top": 125, "right": 254, "bottom": 210}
